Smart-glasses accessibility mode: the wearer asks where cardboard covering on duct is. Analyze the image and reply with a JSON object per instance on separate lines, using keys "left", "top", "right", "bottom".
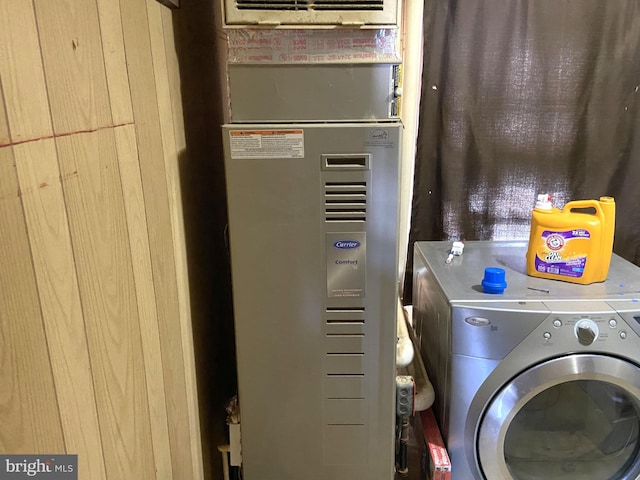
{"left": 226, "top": 29, "right": 401, "bottom": 64}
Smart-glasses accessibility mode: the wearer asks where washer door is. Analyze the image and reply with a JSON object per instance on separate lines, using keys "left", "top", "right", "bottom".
{"left": 478, "top": 354, "right": 640, "bottom": 480}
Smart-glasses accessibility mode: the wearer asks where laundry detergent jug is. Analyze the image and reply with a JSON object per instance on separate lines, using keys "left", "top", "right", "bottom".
{"left": 526, "top": 194, "right": 615, "bottom": 284}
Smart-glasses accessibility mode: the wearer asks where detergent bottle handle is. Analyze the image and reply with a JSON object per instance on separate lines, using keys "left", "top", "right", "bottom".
{"left": 563, "top": 199, "right": 603, "bottom": 216}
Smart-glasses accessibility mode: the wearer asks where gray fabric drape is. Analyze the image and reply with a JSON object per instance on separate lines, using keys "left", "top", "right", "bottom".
{"left": 403, "top": 0, "right": 640, "bottom": 302}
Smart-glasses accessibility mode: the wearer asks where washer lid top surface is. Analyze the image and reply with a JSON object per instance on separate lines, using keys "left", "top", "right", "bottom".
{"left": 415, "top": 241, "right": 640, "bottom": 304}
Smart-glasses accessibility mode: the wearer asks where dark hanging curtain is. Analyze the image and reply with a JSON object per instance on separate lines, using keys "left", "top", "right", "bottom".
{"left": 403, "top": 0, "right": 640, "bottom": 302}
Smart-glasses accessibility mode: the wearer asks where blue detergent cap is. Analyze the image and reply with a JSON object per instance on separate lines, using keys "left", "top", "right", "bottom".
{"left": 482, "top": 267, "right": 507, "bottom": 294}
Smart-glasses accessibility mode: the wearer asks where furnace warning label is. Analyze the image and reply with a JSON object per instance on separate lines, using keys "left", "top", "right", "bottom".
{"left": 229, "top": 129, "right": 304, "bottom": 159}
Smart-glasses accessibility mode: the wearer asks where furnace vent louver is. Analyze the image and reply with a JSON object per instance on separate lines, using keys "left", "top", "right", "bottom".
{"left": 235, "top": 1, "right": 384, "bottom": 10}
{"left": 223, "top": 0, "right": 398, "bottom": 27}
{"left": 324, "top": 182, "right": 367, "bottom": 222}
{"left": 314, "top": 1, "right": 383, "bottom": 11}
{"left": 236, "top": 0, "right": 310, "bottom": 10}
{"left": 324, "top": 307, "right": 366, "bottom": 375}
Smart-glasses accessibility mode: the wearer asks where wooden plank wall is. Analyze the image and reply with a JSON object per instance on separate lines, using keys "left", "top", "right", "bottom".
{"left": 0, "top": 0, "right": 203, "bottom": 479}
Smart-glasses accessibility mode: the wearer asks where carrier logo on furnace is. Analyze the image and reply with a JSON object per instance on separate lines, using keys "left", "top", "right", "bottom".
{"left": 327, "top": 233, "right": 366, "bottom": 298}
{"left": 333, "top": 240, "right": 361, "bottom": 249}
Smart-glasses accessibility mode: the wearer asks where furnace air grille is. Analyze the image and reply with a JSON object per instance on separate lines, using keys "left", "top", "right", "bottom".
{"left": 323, "top": 304, "right": 368, "bottom": 463}
{"left": 324, "top": 307, "right": 366, "bottom": 376}
{"left": 314, "top": 1, "right": 384, "bottom": 11}
{"left": 236, "top": 0, "right": 309, "bottom": 10}
{"left": 235, "top": 0, "right": 384, "bottom": 11}
{"left": 224, "top": 0, "right": 397, "bottom": 26}
{"left": 324, "top": 181, "right": 367, "bottom": 222}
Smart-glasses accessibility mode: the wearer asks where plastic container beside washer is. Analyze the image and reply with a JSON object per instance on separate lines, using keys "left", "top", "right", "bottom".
{"left": 525, "top": 194, "right": 615, "bottom": 285}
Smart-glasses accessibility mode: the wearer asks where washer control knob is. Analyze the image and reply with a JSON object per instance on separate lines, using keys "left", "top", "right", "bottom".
{"left": 609, "top": 319, "right": 617, "bottom": 328}
{"left": 553, "top": 319, "right": 562, "bottom": 328}
{"left": 575, "top": 319, "right": 599, "bottom": 346}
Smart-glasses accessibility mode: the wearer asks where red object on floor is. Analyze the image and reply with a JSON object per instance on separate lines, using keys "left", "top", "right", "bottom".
{"left": 419, "top": 408, "right": 451, "bottom": 480}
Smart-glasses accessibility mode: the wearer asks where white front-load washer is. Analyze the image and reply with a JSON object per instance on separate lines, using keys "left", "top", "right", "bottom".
{"left": 413, "top": 241, "right": 640, "bottom": 480}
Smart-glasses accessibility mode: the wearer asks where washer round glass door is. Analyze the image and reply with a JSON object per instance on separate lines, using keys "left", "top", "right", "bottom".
{"left": 478, "top": 354, "right": 640, "bottom": 480}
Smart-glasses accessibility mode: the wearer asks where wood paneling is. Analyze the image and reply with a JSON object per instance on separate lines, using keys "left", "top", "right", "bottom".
{"left": 57, "top": 130, "right": 156, "bottom": 479}
{"left": 0, "top": 140, "right": 66, "bottom": 456}
{"left": 115, "top": 124, "right": 173, "bottom": 480}
{"left": 0, "top": 0, "right": 51, "bottom": 142}
{"left": 148, "top": 4, "right": 204, "bottom": 476}
{"left": 119, "top": 0, "right": 197, "bottom": 477}
{"left": 96, "top": 0, "right": 134, "bottom": 125}
{"left": 0, "top": 10, "right": 65, "bottom": 453}
{"left": 0, "top": 0, "right": 202, "bottom": 478}
{"left": 33, "top": 0, "right": 112, "bottom": 134}
{"left": 14, "top": 138, "right": 107, "bottom": 480}
{"left": 158, "top": 6, "right": 204, "bottom": 475}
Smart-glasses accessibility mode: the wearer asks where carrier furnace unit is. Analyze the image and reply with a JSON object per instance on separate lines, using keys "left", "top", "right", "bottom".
{"left": 223, "top": 63, "right": 401, "bottom": 480}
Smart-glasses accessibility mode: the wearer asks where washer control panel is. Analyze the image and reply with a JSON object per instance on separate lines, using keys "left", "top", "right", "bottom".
{"left": 541, "top": 312, "right": 631, "bottom": 347}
